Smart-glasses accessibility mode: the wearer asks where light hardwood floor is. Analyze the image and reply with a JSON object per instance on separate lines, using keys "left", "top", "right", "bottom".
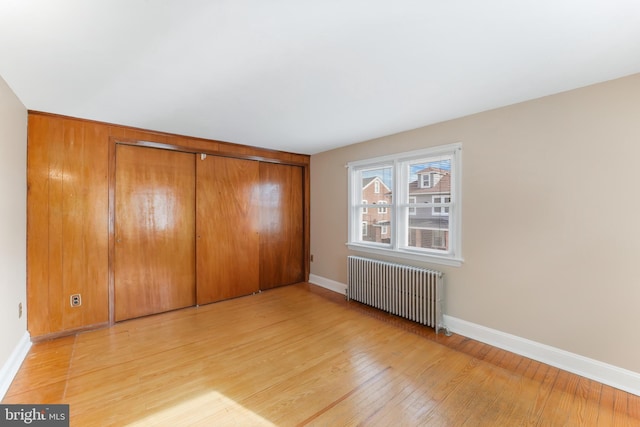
{"left": 4, "top": 283, "right": 639, "bottom": 426}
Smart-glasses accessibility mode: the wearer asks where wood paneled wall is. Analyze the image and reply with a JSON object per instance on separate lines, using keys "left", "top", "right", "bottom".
{"left": 27, "top": 111, "right": 310, "bottom": 339}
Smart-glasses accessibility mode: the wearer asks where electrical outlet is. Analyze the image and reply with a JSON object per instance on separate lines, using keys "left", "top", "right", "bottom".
{"left": 18, "top": 302, "right": 22, "bottom": 319}
{"left": 70, "top": 294, "right": 82, "bottom": 307}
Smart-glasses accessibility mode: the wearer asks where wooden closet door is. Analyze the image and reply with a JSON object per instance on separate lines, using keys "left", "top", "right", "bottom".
{"left": 259, "top": 163, "right": 305, "bottom": 289}
{"left": 196, "top": 156, "right": 260, "bottom": 304}
{"left": 114, "top": 145, "right": 196, "bottom": 321}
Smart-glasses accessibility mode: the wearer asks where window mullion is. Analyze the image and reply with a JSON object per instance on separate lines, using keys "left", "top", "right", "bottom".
{"left": 394, "top": 158, "right": 405, "bottom": 250}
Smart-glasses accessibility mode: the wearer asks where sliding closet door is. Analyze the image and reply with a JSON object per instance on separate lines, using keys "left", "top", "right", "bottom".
{"left": 259, "top": 163, "right": 305, "bottom": 289}
{"left": 114, "top": 145, "right": 196, "bottom": 321}
{"left": 196, "top": 156, "right": 260, "bottom": 304}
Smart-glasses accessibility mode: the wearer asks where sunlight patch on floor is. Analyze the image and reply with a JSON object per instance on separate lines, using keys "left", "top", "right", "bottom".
{"left": 126, "top": 390, "right": 276, "bottom": 426}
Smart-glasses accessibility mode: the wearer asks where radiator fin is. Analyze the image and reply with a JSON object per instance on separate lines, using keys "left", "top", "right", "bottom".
{"left": 347, "top": 256, "right": 445, "bottom": 333}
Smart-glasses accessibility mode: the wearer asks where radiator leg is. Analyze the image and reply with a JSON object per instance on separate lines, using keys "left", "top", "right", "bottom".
{"left": 436, "top": 325, "right": 452, "bottom": 336}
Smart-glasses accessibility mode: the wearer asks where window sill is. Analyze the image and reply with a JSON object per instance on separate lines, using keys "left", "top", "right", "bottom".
{"left": 346, "top": 243, "right": 463, "bottom": 267}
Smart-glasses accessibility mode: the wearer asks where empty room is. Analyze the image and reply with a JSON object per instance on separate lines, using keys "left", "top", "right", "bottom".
{"left": 1, "top": 1, "right": 640, "bottom": 425}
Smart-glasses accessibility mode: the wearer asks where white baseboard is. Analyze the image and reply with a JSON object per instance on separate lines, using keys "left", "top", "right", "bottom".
{"left": 444, "top": 315, "right": 640, "bottom": 397}
{"left": 0, "top": 332, "right": 31, "bottom": 400}
{"left": 308, "top": 274, "right": 640, "bottom": 397}
{"left": 309, "top": 274, "right": 347, "bottom": 295}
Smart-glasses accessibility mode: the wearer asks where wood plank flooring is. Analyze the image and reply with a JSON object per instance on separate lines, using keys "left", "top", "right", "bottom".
{"left": 4, "top": 283, "right": 639, "bottom": 426}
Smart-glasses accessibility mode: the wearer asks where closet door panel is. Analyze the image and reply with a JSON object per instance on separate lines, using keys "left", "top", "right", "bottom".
{"left": 114, "top": 145, "right": 196, "bottom": 321}
{"left": 259, "top": 163, "right": 305, "bottom": 289}
{"left": 196, "top": 156, "right": 260, "bottom": 304}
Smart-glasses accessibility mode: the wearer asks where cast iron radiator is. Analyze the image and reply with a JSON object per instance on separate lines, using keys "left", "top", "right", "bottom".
{"left": 347, "top": 256, "right": 448, "bottom": 334}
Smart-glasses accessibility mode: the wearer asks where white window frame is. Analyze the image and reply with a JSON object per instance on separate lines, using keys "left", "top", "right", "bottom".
{"left": 362, "top": 199, "right": 368, "bottom": 213}
{"left": 374, "top": 180, "right": 380, "bottom": 193}
{"left": 381, "top": 225, "right": 388, "bottom": 235}
{"left": 347, "top": 143, "right": 462, "bottom": 267}
{"left": 361, "top": 221, "right": 368, "bottom": 237}
{"left": 377, "top": 200, "right": 387, "bottom": 214}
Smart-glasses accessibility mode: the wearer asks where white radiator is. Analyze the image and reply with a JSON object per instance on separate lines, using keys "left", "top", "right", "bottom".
{"left": 347, "top": 256, "right": 448, "bottom": 334}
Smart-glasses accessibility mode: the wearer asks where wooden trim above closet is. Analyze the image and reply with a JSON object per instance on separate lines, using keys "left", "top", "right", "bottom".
{"left": 113, "top": 138, "right": 310, "bottom": 167}
{"left": 29, "top": 110, "right": 310, "bottom": 165}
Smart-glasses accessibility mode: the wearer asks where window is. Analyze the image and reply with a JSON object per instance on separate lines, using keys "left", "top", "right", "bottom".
{"left": 409, "top": 197, "right": 417, "bottom": 215}
{"left": 432, "top": 196, "right": 451, "bottom": 216}
{"left": 420, "top": 174, "right": 431, "bottom": 188}
{"left": 374, "top": 180, "right": 380, "bottom": 193}
{"left": 348, "top": 143, "right": 462, "bottom": 266}
{"left": 432, "top": 230, "right": 446, "bottom": 249}
{"left": 361, "top": 221, "right": 368, "bottom": 237}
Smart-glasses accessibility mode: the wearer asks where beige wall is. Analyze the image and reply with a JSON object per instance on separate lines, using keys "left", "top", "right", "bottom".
{"left": 0, "top": 76, "right": 28, "bottom": 365}
{"left": 310, "top": 73, "right": 640, "bottom": 373}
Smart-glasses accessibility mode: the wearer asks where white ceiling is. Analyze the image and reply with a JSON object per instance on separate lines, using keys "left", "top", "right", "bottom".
{"left": 1, "top": 1, "right": 640, "bottom": 155}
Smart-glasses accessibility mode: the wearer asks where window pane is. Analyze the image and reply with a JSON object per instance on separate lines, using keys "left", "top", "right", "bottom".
{"left": 361, "top": 220, "right": 392, "bottom": 243}
{"left": 407, "top": 222, "right": 449, "bottom": 251}
{"left": 359, "top": 167, "right": 393, "bottom": 244}
{"left": 406, "top": 157, "right": 451, "bottom": 251}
